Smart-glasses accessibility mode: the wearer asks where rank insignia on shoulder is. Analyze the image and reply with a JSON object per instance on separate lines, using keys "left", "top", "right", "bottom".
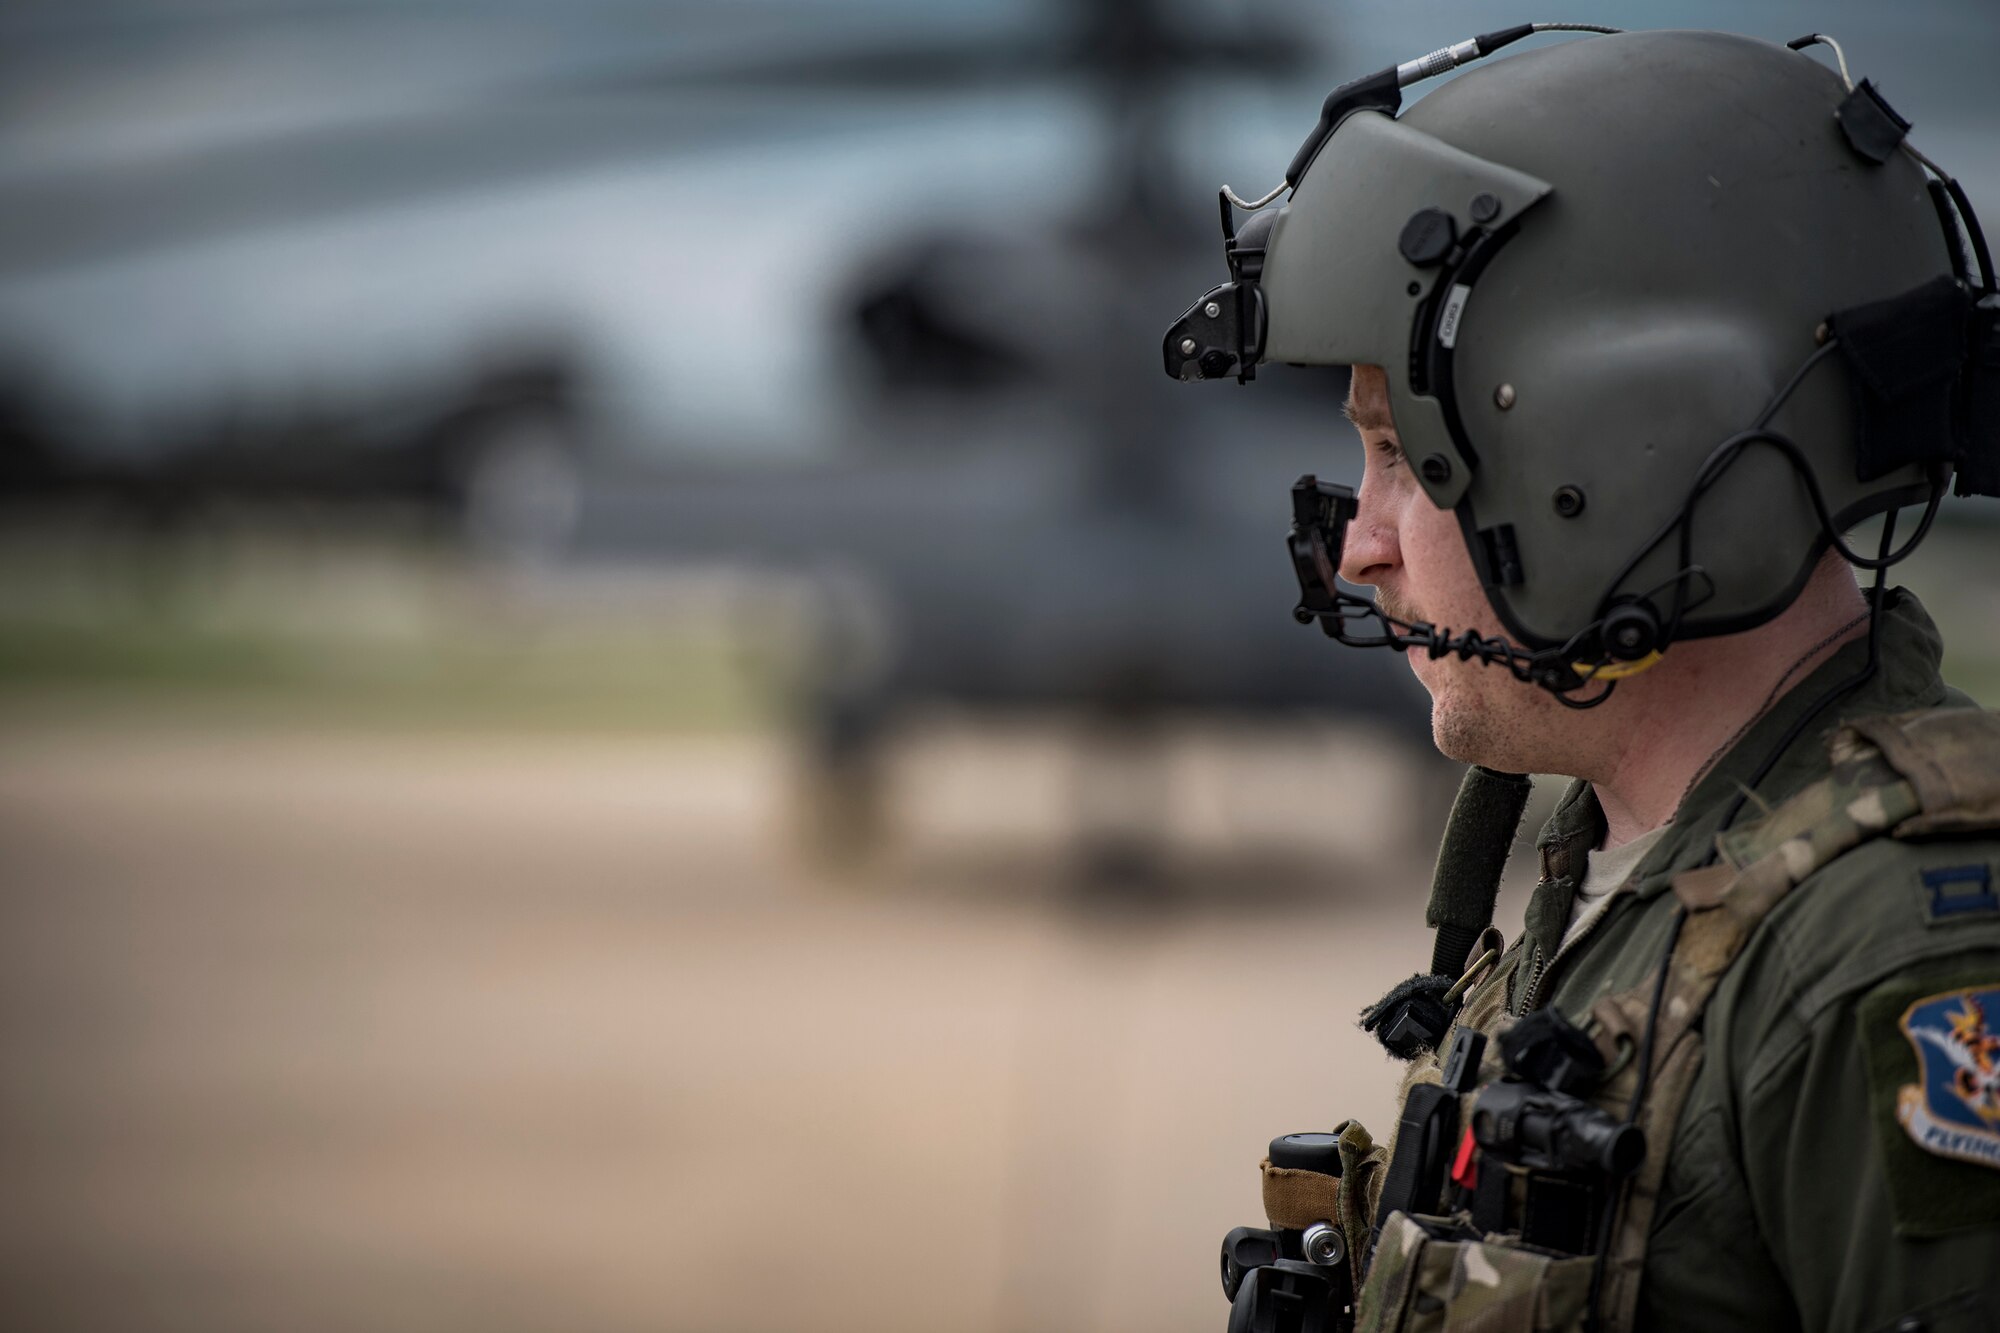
{"left": 1897, "top": 986, "right": 2000, "bottom": 1169}
{"left": 1922, "top": 864, "right": 1998, "bottom": 920}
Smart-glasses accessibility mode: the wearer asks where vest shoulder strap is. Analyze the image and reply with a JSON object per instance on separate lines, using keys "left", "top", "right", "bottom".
{"left": 1594, "top": 705, "right": 2000, "bottom": 1329}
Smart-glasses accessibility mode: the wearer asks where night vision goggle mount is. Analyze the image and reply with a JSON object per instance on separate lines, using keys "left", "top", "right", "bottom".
{"left": 1164, "top": 23, "right": 1572, "bottom": 386}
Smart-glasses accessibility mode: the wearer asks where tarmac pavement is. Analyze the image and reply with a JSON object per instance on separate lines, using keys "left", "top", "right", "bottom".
{"left": 0, "top": 719, "right": 1475, "bottom": 1333}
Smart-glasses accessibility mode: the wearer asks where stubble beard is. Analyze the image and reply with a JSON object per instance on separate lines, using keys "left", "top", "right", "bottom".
{"left": 1372, "top": 586, "right": 1544, "bottom": 770}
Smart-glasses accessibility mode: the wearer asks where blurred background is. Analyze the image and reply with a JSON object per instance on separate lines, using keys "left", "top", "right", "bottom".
{"left": 0, "top": 2, "right": 1995, "bottom": 1329}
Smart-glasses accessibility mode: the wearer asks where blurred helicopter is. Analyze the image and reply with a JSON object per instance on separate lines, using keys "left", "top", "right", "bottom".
{"left": 558, "top": 0, "right": 1437, "bottom": 857}
{"left": 0, "top": 0, "right": 1432, "bottom": 865}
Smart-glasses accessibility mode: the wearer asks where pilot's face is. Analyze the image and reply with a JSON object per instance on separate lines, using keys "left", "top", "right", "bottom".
{"left": 1336, "top": 365, "right": 1552, "bottom": 761}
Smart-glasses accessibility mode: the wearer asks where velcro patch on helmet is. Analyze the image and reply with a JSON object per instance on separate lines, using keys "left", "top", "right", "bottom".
{"left": 1835, "top": 79, "right": 1912, "bottom": 164}
{"left": 1961, "top": 297, "right": 2000, "bottom": 498}
{"left": 1829, "top": 275, "right": 1969, "bottom": 484}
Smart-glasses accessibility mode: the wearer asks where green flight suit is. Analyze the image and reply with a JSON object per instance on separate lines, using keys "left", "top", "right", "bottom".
{"left": 1456, "top": 589, "right": 2000, "bottom": 1330}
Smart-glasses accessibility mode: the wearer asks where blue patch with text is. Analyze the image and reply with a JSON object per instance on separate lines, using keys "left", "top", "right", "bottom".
{"left": 1898, "top": 986, "right": 2000, "bottom": 1170}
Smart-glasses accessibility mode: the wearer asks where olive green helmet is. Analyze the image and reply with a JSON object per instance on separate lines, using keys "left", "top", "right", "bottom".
{"left": 1165, "top": 27, "right": 1997, "bottom": 695}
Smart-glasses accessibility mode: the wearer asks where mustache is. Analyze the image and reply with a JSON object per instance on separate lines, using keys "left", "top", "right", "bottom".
{"left": 1370, "top": 585, "right": 1425, "bottom": 627}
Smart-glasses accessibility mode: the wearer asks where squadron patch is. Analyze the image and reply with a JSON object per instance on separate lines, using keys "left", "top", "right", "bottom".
{"left": 1896, "top": 986, "right": 2000, "bottom": 1169}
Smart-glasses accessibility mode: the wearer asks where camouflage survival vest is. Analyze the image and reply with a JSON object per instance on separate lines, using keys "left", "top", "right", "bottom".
{"left": 1338, "top": 706, "right": 2000, "bottom": 1333}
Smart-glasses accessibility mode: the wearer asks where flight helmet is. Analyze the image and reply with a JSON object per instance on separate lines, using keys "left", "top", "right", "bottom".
{"left": 1164, "top": 27, "right": 1999, "bottom": 702}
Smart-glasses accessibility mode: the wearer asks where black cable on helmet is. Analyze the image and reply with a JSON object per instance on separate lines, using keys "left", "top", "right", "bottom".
{"left": 1710, "top": 507, "right": 1902, "bottom": 835}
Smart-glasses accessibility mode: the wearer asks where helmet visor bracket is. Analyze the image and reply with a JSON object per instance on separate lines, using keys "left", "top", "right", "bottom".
{"left": 1164, "top": 109, "right": 1553, "bottom": 511}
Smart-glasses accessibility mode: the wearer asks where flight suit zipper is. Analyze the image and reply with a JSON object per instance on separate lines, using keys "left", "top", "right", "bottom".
{"left": 1518, "top": 947, "right": 1549, "bottom": 1014}
{"left": 1516, "top": 878, "right": 1631, "bottom": 1014}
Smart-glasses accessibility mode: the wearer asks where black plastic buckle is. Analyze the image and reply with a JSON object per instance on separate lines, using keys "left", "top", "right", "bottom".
{"left": 1374, "top": 1030, "right": 1487, "bottom": 1230}
{"left": 1495, "top": 1006, "right": 1606, "bottom": 1097}
{"left": 1224, "top": 1257, "right": 1345, "bottom": 1333}
{"left": 1164, "top": 205, "right": 1280, "bottom": 384}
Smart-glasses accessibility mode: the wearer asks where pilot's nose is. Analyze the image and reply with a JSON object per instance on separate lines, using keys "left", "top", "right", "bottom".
{"left": 1337, "top": 479, "right": 1401, "bottom": 588}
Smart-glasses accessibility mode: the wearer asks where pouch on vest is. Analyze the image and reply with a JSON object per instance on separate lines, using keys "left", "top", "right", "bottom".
{"left": 1355, "top": 1212, "right": 1595, "bottom": 1333}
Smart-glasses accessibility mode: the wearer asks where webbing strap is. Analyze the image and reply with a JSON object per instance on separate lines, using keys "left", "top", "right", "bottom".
{"left": 1425, "top": 766, "right": 1533, "bottom": 978}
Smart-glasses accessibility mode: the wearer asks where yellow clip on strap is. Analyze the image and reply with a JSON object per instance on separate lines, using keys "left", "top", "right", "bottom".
{"left": 1574, "top": 650, "right": 1663, "bottom": 682}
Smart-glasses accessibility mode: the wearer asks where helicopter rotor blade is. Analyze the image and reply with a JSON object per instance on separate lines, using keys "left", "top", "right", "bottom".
{"left": 0, "top": 2, "right": 1323, "bottom": 275}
